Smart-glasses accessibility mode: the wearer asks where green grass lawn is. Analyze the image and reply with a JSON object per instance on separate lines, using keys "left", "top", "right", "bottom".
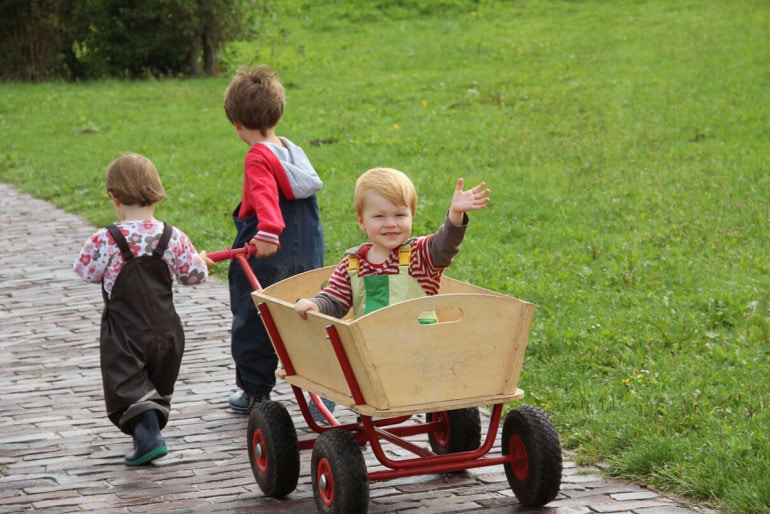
{"left": 2, "top": 0, "right": 769, "bottom": 511}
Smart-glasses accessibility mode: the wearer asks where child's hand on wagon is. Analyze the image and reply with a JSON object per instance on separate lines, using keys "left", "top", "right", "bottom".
{"left": 198, "top": 250, "right": 215, "bottom": 268}
{"left": 249, "top": 238, "right": 279, "bottom": 258}
{"left": 295, "top": 298, "right": 320, "bottom": 320}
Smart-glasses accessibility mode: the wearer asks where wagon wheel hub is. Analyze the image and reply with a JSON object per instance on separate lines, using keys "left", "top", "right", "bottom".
{"left": 252, "top": 429, "right": 268, "bottom": 473}
{"left": 317, "top": 458, "right": 334, "bottom": 506}
{"left": 432, "top": 412, "right": 450, "bottom": 447}
{"left": 508, "top": 433, "right": 529, "bottom": 481}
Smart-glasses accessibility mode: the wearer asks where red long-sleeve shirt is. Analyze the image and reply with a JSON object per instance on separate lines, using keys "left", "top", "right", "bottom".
{"left": 237, "top": 139, "right": 323, "bottom": 247}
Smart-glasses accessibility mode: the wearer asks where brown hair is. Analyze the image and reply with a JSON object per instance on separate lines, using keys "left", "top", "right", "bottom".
{"left": 105, "top": 153, "right": 166, "bottom": 207}
{"left": 354, "top": 167, "right": 417, "bottom": 216}
{"left": 223, "top": 65, "right": 285, "bottom": 136}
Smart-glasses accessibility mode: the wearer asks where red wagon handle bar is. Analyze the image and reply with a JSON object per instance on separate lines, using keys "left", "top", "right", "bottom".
{"left": 205, "top": 245, "right": 262, "bottom": 291}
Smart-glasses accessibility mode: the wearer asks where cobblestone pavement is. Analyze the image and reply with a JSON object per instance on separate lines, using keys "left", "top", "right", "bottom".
{"left": 0, "top": 183, "right": 716, "bottom": 513}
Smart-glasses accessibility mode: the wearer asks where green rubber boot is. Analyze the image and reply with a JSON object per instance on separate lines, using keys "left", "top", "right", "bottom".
{"left": 125, "top": 410, "right": 167, "bottom": 466}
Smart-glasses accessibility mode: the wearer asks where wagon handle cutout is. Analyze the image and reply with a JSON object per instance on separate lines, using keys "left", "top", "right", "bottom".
{"left": 418, "top": 307, "right": 463, "bottom": 325}
{"left": 356, "top": 294, "right": 471, "bottom": 326}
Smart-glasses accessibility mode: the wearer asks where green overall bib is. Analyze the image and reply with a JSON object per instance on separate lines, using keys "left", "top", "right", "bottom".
{"left": 348, "top": 243, "right": 437, "bottom": 324}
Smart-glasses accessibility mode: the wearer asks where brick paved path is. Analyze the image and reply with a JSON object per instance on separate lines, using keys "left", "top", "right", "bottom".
{"left": 0, "top": 183, "right": 714, "bottom": 513}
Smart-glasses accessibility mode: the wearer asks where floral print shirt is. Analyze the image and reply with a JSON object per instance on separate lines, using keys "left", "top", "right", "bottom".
{"left": 73, "top": 219, "right": 208, "bottom": 298}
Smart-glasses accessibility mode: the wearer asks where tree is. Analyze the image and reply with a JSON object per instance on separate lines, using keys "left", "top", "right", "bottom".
{"left": 0, "top": 0, "right": 259, "bottom": 81}
{"left": 0, "top": 0, "right": 68, "bottom": 81}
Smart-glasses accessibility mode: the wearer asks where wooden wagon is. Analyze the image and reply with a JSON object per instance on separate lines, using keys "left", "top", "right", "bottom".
{"left": 209, "top": 247, "right": 562, "bottom": 513}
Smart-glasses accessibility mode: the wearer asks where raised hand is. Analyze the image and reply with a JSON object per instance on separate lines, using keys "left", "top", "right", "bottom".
{"left": 448, "top": 178, "right": 490, "bottom": 225}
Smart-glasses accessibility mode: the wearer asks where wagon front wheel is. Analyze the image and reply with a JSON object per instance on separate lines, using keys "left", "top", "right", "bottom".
{"left": 426, "top": 407, "right": 482, "bottom": 454}
{"left": 311, "top": 429, "right": 369, "bottom": 513}
{"left": 247, "top": 401, "right": 300, "bottom": 498}
{"left": 502, "top": 404, "right": 562, "bottom": 507}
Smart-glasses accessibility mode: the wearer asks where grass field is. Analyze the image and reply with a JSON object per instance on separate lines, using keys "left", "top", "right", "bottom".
{"left": 1, "top": 1, "right": 769, "bottom": 511}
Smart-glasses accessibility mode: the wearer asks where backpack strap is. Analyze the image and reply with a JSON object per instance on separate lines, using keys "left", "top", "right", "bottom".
{"left": 105, "top": 224, "right": 133, "bottom": 261}
{"left": 153, "top": 222, "right": 173, "bottom": 258}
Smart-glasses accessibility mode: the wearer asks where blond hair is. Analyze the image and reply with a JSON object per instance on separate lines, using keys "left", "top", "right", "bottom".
{"left": 105, "top": 153, "right": 166, "bottom": 207}
{"left": 223, "top": 65, "right": 285, "bottom": 136}
{"left": 355, "top": 167, "right": 417, "bottom": 216}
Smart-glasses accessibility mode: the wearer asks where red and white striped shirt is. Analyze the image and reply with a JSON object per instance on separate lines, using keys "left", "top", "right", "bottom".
{"left": 322, "top": 234, "right": 443, "bottom": 313}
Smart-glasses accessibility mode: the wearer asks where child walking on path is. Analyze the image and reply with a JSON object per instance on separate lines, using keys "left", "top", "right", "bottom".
{"left": 200, "top": 65, "right": 325, "bottom": 414}
{"left": 73, "top": 152, "right": 209, "bottom": 466}
{"left": 294, "top": 167, "right": 489, "bottom": 416}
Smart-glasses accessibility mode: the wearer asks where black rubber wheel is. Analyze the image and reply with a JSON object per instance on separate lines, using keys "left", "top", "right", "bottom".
{"left": 311, "top": 429, "right": 369, "bottom": 513}
{"left": 501, "top": 404, "right": 562, "bottom": 507}
{"left": 426, "top": 408, "right": 482, "bottom": 455}
{"left": 247, "top": 401, "right": 300, "bottom": 498}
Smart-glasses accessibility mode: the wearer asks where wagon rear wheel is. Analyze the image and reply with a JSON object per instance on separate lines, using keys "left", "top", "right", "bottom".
{"left": 426, "top": 407, "right": 482, "bottom": 454}
{"left": 247, "top": 401, "right": 300, "bottom": 498}
{"left": 502, "top": 405, "right": 562, "bottom": 506}
{"left": 311, "top": 429, "right": 369, "bottom": 513}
